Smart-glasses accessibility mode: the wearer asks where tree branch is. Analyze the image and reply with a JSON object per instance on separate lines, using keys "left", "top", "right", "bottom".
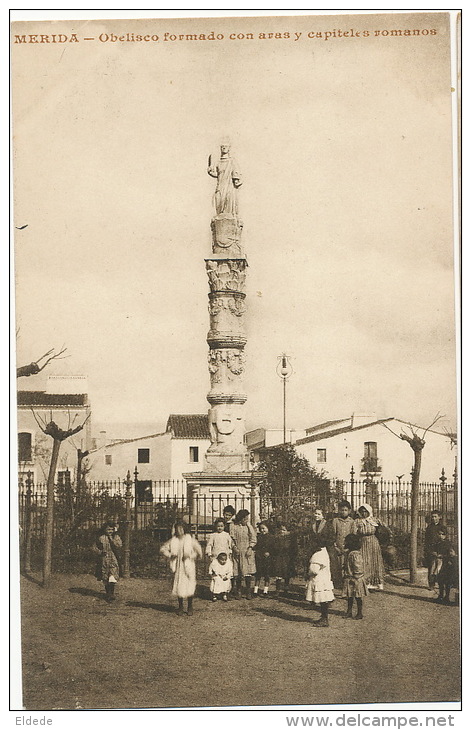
{"left": 380, "top": 422, "right": 402, "bottom": 439}
{"left": 17, "top": 347, "right": 69, "bottom": 378}
{"left": 422, "top": 412, "right": 443, "bottom": 438}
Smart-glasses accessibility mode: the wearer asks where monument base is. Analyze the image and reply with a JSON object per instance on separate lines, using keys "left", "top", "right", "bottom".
{"left": 204, "top": 452, "right": 250, "bottom": 473}
{"left": 184, "top": 469, "right": 258, "bottom": 526}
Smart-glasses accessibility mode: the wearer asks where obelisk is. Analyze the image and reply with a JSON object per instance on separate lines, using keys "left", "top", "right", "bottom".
{"left": 185, "top": 140, "right": 252, "bottom": 508}
{"left": 205, "top": 140, "right": 248, "bottom": 471}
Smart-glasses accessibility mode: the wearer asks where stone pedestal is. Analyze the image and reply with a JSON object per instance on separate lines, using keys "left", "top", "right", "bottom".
{"left": 184, "top": 470, "right": 258, "bottom": 525}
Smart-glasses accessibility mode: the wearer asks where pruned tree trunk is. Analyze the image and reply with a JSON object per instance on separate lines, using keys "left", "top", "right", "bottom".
{"left": 409, "top": 448, "right": 422, "bottom": 584}
{"left": 30, "top": 413, "right": 90, "bottom": 587}
{"left": 42, "top": 438, "right": 61, "bottom": 587}
{"left": 400, "top": 431, "right": 426, "bottom": 584}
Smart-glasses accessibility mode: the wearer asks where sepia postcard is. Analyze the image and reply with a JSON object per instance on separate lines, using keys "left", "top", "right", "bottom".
{"left": 10, "top": 9, "right": 461, "bottom": 723}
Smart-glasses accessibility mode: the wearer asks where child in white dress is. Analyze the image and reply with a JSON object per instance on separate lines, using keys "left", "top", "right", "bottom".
{"left": 206, "top": 518, "right": 235, "bottom": 560}
{"left": 160, "top": 520, "right": 202, "bottom": 616}
{"left": 306, "top": 535, "right": 335, "bottom": 627}
{"left": 209, "top": 552, "right": 233, "bottom": 602}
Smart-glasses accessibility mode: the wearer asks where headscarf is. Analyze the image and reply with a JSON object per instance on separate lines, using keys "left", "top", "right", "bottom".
{"left": 357, "top": 502, "right": 379, "bottom": 527}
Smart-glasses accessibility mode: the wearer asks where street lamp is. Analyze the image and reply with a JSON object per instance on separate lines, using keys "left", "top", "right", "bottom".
{"left": 276, "top": 353, "right": 293, "bottom": 445}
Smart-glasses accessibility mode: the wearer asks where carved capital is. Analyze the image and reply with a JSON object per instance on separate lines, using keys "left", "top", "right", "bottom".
{"left": 206, "top": 259, "right": 247, "bottom": 293}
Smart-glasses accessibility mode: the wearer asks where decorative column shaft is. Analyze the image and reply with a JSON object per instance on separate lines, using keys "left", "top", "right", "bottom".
{"left": 205, "top": 141, "right": 249, "bottom": 471}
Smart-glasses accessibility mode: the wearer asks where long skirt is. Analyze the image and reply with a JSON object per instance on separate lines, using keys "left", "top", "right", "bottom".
{"left": 360, "top": 535, "right": 384, "bottom": 586}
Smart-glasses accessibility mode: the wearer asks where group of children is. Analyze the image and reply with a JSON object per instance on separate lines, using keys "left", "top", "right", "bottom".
{"left": 205, "top": 510, "right": 296, "bottom": 602}
{"left": 424, "top": 510, "right": 459, "bottom": 604}
{"left": 93, "top": 504, "right": 458, "bottom": 622}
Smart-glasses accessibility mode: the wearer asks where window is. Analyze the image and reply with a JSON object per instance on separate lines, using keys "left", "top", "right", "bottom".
{"left": 364, "top": 442, "right": 377, "bottom": 459}
{"left": 362, "top": 442, "right": 379, "bottom": 472}
{"left": 138, "top": 448, "right": 150, "bottom": 464}
{"left": 57, "top": 470, "right": 71, "bottom": 487}
{"left": 18, "top": 432, "right": 32, "bottom": 463}
{"left": 189, "top": 446, "right": 199, "bottom": 463}
{"left": 317, "top": 448, "right": 326, "bottom": 463}
{"left": 105, "top": 454, "right": 112, "bottom": 466}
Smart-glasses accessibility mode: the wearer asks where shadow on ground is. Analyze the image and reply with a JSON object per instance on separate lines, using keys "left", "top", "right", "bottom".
{"left": 69, "top": 587, "right": 108, "bottom": 601}
{"left": 126, "top": 600, "right": 176, "bottom": 613}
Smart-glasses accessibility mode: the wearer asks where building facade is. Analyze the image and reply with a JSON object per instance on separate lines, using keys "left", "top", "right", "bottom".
{"left": 17, "top": 375, "right": 92, "bottom": 485}
{"left": 247, "top": 414, "right": 456, "bottom": 487}
{"left": 88, "top": 415, "right": 211, "bottom": 498}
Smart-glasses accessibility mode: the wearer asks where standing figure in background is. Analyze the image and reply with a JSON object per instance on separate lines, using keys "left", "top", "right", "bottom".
{"left": 223, "top": 505, "right": 236, "bottom": 533}
{"left": 253, "top": 522, "right": 275, "bottom": 597}
{"left": 331, "top": 501, "right": 355, "bottom": 590}
{"left": 230, "top": 509, "right": 257, "bottom": 599}
{"left": 272, "top": 523, "right": 297, "bottom": 596}
{"left": 433, "top": 527, "right": 459, "bottom": 604}
{"left": 160, "top": 520, "right": 202, "bottom": 616}
{"left": 424, "top": 510, "right": 444, "bottom": 590}
{"left": 342, "top": 533, "right": 369, "bottom": 619}
{"left": 208, "top": 141, "right": 242, "bottom": 217}
{"left": 94, "top": 522, "right": 122, "bottom": 603}
{"left": 354, "top": 503, "right": 386, "bottom": 590}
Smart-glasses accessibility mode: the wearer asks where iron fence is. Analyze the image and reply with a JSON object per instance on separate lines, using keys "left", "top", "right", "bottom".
{"left": 17, "top": 468, "right": 458, "bottom": 577}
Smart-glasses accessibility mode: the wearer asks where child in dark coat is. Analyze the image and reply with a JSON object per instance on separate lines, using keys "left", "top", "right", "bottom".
{"left": 433, "top": 528, "right": 459, "bottom": 604}
{"left": 272, "top": 523, "right": 297, "bottom": 596}
{"left": 253, "top": 522, "right": 275, "bottom": 596}
{"left": 424, "top": 511, "right": 444, "bottom": 589}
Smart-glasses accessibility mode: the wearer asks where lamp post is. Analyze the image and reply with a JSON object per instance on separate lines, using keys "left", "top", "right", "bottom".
{"left": 276, "top": 353, "right": 293, "bottom": 445}
{"left": 123, "top": 470, "right": 133, "bottom": 579}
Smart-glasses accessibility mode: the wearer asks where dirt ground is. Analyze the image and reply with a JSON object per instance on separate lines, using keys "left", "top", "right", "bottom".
{"left": 17, "top": 572, "right": 460, "bottom": 710}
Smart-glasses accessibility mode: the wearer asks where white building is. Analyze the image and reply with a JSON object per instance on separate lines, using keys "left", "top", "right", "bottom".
{"left": 295, "top": 414, "right": 456, "bottom": 486}
{"left": 245, "top": 428, "right": 306, "bottom": 454}
{"left": 17, "top": 376, "right": 92, "bottom": 485}
{"left": 246, "top": 414, "right": 456, "bottom": 487}
{"left": 88, "top": 414, "right": 211, "bottom": 499}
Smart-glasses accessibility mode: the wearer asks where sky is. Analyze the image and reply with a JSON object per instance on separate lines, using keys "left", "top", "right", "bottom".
{"left": 12, "top": 11, "right": 458, "bottom": 438}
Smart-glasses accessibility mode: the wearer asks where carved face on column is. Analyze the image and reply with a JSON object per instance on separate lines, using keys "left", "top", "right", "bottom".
{"left": 208, "top": 404, "right": 245, "bottom": 452}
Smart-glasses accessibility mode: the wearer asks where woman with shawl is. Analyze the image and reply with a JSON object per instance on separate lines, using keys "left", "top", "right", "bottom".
{"left": 353, "top": 503, "right": 386, "bottom": 590}
{"left": 160, "top": 520, "right": 202, "bottom": 615}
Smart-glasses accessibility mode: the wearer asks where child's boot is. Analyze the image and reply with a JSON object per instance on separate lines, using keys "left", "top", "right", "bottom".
{"left": 355, "top": 598, "right": 363, "bottom": 619}
{"left": 187, "top": 597, "right": 194, "bottom": 616}
{"left": 275, "top": 578, "right": 282, "bottom": 597}
{"left": 313, "top": 602, "right": 329, "bottom": 627}
{"left": 245, "top": 576, "right": 254, "bottom": 599}
{"left": 176, "top": 598, "right": 184, "bottom": 615}
{"left": 345, "top": 598, "right": 354, "bottom": 618}
{"left": 234, "top": 578, "right": 242, "bottom": 599}
{"left": 104, "top": 581, "right": 113, "bottom": 603}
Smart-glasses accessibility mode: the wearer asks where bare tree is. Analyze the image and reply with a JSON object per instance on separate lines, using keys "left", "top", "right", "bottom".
{"left": 382, "top": 413, "right": 443, "bottom": 583}
{"left": 31, "top": 409, "right": 91, "bottom": 586}
{"left": 17, "top": 347, "right": 68, "bottom": 378}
